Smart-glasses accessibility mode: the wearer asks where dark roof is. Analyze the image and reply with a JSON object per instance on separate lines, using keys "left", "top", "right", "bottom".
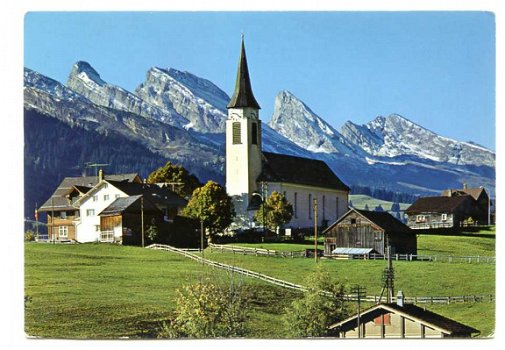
{"left": 98, "top": 195, "right": 161, "bottom": 216}
{"left": 330, "top": 302, "right": 479, "bottom": 336}
{"left": 405, "top": 195, "right": 474, "bottom": 214}
{"left": 355, "top": 209, "right": 410, "bottom": 233}
{"left": 227, "top": 37, "right": 260, "bottom": 109}
{"left": 323, "top": 208, "right": 410, "bottom": 234}
{"left": 441, "top": 187, "right": 488, "bottom": 201}
{"left": 257, "top": 152, "right": 349, "bottom": 192}
{"left": 39, "top": 173, "right": 140, "bottom": 211}
{"left": 107, "top": 181, "right": 187, "bottom": 207}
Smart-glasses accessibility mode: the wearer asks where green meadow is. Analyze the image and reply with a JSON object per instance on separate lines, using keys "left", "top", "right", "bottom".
{"left": 24, "top": 229, "right": 495, "bottom": 338}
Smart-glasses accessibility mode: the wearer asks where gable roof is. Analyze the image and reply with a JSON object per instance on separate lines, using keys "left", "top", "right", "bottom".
{"left": 441, "top": 187, "right": 488, "bottom": 201}
{"left": 257, "top": 152, "right": 349, "bottom": 192}
{"left": 107, "top": 181, "right": 187, "bottom": 207}
{"left": 98, "top": 195, "right": 162, "bottom": 217}
{"left": 323, "top": 208, "right": 410, "bottom": 234}
{"left": 39, "top": 173, "right": 140, "bottom": 211}
{"left": 227, "top": 37, "right": 260, "bottom": 109}
{"left": 329, "top": 302, "right": 479, "bottom": 336}
{"left": 405, "top": 195, "right": 474, "bottom": 214}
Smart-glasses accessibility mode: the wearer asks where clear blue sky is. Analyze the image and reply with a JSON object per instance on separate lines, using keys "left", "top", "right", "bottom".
{"left": 24, "top": 11, "right": 495, "bottom": 150}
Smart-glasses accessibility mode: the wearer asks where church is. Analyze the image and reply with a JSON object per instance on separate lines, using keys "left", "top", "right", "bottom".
{"left": 226, "top": 37, "right": 350, "bottom": 230}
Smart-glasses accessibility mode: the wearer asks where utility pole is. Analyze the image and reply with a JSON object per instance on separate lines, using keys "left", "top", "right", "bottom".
{"left": 34, "top": 203, "right": 39, "bottom": 241}
{"left": 350, "top": 285, "right": 366, "bottom": 338}
{"left": 314, "top": 197, "right": 318, "bottom": 262}
{"left": 379, "top": 245, "right": 394, "bottom": 303}
{"left": 51, "top": 197, "right": 55, "bottom": 244}
{"left": 141, "top": 196, "right": 145, "bottom": 248}
{"left": 201, "top": 220, "right": 204, "bottom": 261}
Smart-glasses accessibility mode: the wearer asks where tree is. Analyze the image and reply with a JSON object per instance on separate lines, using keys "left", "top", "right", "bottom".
{"left": 181, "top": 181, "right": 235, "bottom": 238}
{"left": 147, "top": 161, "right": 201, "bottom": 198}
{"left": 158, "top": 278, "right": 248, "bottom": 338}
{"left": 375, "top": 204, "right": 384, "bottom": 212}
{"left": 253, "top": 191, "right": 293, "bottom": 232}
{"left": 364, "top": 204, "right": 370, "bottom": 211}
{"left": 283, "top": 268, "right": 348, "bottom": 337}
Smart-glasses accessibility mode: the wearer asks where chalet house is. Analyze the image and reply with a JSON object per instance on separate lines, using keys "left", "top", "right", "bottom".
{"left": 226, "top": 37, "right": 349, "bottom": 230}
{"left": 38, "top": 172, "right": 141, "bottom": 241}
{"left": 328, "top": 292, "right": 479, "bottom": 338}
{"left": 405, "top": 194, "right": 480, "bottom": 230}
{"left": 323, "top": 208, "right": 416, "bottom": 256}
{"left": 74, "top": 178, "right": 187, "bottom": 243}
{"left": 441, "top": 185, "right": 491, "bottom": 225}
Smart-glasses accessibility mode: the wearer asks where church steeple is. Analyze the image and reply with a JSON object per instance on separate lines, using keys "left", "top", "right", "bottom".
{"left": 227, "top": 35, "right": 261, "bottom": 109}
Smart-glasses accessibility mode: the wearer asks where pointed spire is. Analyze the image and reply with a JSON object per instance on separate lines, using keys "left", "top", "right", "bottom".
{"left": 227, "top": 35, "right": 261, "bottom": 109}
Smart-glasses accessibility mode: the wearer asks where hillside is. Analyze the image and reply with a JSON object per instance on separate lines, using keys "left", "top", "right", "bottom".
{"left": 25, "top": 231, "right": 495, "bottom": 338}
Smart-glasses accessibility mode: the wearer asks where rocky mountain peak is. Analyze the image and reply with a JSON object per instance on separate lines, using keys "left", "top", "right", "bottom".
{"left": 269, "top": 90, "right": 354, "bottom": 155}
{"left": 68, "top": 61, "right": 106, "bottom": 87}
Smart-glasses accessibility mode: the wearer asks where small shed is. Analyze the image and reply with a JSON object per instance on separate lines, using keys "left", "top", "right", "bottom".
{"left": 323, "top": 208, "right": 416, "bottom": 256}
{"left": 99, "top": 195, "right": 164, "bottom": 245}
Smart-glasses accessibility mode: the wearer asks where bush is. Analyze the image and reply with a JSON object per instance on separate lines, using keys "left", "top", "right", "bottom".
{"left": 157, "top": 276, "right": 248, "bottom": 338}
{"left": 25, "top": 230, "right": 35, "bottom": 242}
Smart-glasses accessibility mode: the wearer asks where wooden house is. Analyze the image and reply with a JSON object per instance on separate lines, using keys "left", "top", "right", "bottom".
{"left": 323, "top": 208, "right": 416, "bottom": 256}
{"left": 441, "top": 186, "right": 491, "bottom": 225}
{"left": 405, "top": 195, "right": 478, "bottom": 230}
{"left": 99, "top": 195, "right": 165, "bottom": 245}
{"left": 38, "top": 172, "right": 141, "bottom": 241}
{"left": 328, "top": 292, "right": 479, "bottom": 338}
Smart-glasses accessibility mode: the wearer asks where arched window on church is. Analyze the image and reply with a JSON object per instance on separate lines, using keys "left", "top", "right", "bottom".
{"left": 232, "top": 122, "right": 241, "bottom": 144}
{"left": 251, "top": 122, "right": 258, "bottom": 145}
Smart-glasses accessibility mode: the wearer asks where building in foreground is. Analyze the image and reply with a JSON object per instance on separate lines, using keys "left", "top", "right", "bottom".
{"left": 328, "top": 292, "right": 479, "bottom": 338}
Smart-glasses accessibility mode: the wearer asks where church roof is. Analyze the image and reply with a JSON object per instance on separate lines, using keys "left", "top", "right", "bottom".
{"left": 227, "top": 36, "right": 260, "bottom": 110}
{"left": 258, "top": 152, "right": 349, "bottom": 192}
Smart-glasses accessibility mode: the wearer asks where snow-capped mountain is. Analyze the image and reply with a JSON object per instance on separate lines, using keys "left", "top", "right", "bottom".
{"left": 25, "top": 67, "right": 224, "bottom": 178}
{"left": 269, "top": 90, "right": 356, "bottom": 155}
{"left": 67, "top": 61, "right": 189, "bottom": 128}
{"left": 23, "top": 62, "right": 495, "bottom": 218}
{"left": 341, "top": 114, "right": 495, "bottom": 167}
{"left": 135, "top": 67, "right": 228, "bottom": 133}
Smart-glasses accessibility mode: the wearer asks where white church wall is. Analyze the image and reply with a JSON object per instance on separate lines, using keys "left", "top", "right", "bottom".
{"left": 263, "top": 182, "right": 349, "bottom": 229}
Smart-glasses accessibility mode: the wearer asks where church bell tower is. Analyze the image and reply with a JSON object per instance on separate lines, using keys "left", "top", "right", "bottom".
{"left": 226, "top": 36, "right": 263, "bottom": 215}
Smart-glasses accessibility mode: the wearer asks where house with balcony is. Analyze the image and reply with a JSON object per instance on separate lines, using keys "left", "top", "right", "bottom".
{"left": 38, "top": 171, "right": 141, "bottom": 241}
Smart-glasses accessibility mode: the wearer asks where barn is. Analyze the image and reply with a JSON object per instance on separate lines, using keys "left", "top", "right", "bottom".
{"left": 323, "top": 208, "right": 417, "bottom": 256}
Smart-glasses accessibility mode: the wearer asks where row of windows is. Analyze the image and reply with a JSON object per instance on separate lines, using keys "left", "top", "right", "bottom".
{"left": 92, "top": 194, "right": 120, "bottom": 202}
{"left": 291, "top": 192, "right": 340, "bottom": 220}
{"left": 232, "top": 122, "right": 260, "bottom": 145}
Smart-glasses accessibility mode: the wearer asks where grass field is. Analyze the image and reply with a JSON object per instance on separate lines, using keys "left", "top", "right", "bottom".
{"left": 349, "top": 194, "right": 411, "bottom": 211}
{"left": 24, "top": 228, "right": 496, "bottom": 338}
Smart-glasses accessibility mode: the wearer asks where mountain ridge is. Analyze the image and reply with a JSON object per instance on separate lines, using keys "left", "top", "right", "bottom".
{"left": 23, "top": 62, "right": 495, "bottom": 218}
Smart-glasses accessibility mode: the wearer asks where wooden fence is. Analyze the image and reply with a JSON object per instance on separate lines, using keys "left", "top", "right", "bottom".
{"left": 360, "top": 253, "right": 495, "bottom": 264}
{"left": 209, "top": 243, "right": 495, "bottom": 264}
{"left": 147, "top": 244, "right": 494, "bottom": 305}
{"left": 209, "top": 243, "right": 306, "bottom": 258}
